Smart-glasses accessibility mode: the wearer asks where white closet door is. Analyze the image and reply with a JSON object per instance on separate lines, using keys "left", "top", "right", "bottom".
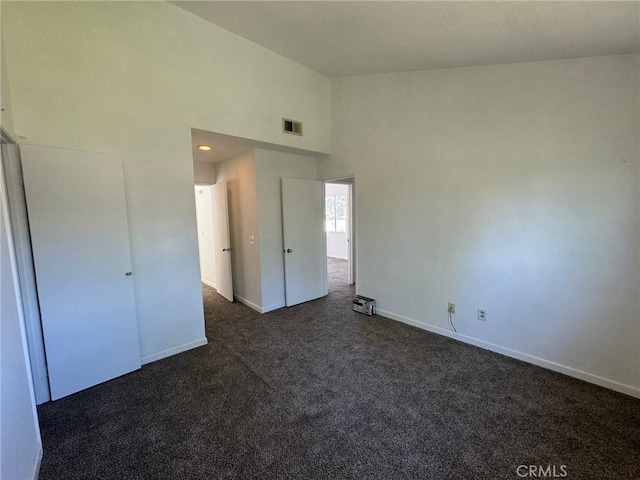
{"left": 21, "top": 145, "right": 141, "bottom": 400}
{"left": 282, "top": 178, "right": 326, "bottom": 306}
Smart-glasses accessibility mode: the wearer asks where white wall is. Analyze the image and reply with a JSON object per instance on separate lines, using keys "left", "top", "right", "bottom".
{"left": 214, "top": 148, "right": 318, "bottom": 312}
{"left": 1, "top": 1, "right": 330, "bottom": 365}
{"left": 254, "top": 149, "right": 318, "bottom": 311}
{"left": 1, "top": 29, "right": 14, "bottom": 135}
{"left": 193, "top": 162, "right": 216, "bottom": 185}
{"left": 1, "top": 153, "right": 42, "bottom": 480}
{"left": 215, "top": 150, "right": 262, "bottom": 310}
{"left": 325, "top": 183, "right": 349, "bottom": 259}
{"left": 194, "top": 185, "right": 216, "bottom": 287}
{"left": 320, "top": 54, "right": 640, "bottom": 396}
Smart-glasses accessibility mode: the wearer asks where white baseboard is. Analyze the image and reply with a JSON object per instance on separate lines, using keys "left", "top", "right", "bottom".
{"left": 233, "top": 294, "right": 262, "bottom": 313}
{"left": 262, "top": 301, "right": 285, "bottom": 313}
{"left": 232, "top": 294, "right": 284, "bottom": 314}
{"left": 31, "top": 443, "right": 42, "bottom": 480}
{"left": 140, "top": 337, "right": 208, "bottom": 365}
{"left": 376, "top": 308, "right": 640, "bottom": 399}
{"left": 201, "top": 278, "right": 216, "bottom": 289}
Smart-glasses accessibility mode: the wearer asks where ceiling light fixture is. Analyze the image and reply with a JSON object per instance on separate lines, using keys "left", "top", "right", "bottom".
{"left": 197, "top": 145, "right": 212, "bottom": 151}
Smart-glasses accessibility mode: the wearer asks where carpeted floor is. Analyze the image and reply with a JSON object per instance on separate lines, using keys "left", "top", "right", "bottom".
{"left": 327, "top": 256, "right": 349, "bottom": 285}
{"left": 37, "top": 259, "right": 639, "bottom": 479}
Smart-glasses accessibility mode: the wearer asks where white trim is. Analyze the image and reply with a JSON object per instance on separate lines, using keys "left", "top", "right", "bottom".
{"left": 1, "top": 128, "right": 18, "bottom": 144}
{"left": 1, "top": 148, "right": 43, "bottom": 477}
{"left": 346, "top": 183, "right": 354, "bottom": 285}
{"left": 232, "top": 294, "right": 284, "bottom": 314}
{"left": 201, "top": 278, "right": 217, "bottom": 289}
{"left": 31, "top": 443, "right": 43, "bottom": 480}
{"left": 327, "top": 254, "right": 348, "bottom": 260}
{"left": 322, "top": 182, "right": 329, "bottom": 297}
{"left": 322, "top": 176, "right": 356, "bottom": 286}
{"left": 140, "top": 337, "right": 208, "bottom": 365}
{"left": 261, "top": 301, "right": 285, "bottom": 313}
{"left": 376, "top": 308, "right": 640, "bottom": 399}
{"left": 233, "top": 294, "right": 262, "bottom": 313}
{"left": 2, "top": 143, "right": 51, "bottom": 404}
{"left": 323, "top": 174, "right": 357, "bottom": 183}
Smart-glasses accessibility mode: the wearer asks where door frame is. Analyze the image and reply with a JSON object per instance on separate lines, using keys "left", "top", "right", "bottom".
{"left": 1, "top": 130, "right": 51, "bottom": 404}
{"left": 323, "top": 176, "right": 357, "bottom": 289}
{"left": 193, "top": 184, "right": 217, "bottom": 290}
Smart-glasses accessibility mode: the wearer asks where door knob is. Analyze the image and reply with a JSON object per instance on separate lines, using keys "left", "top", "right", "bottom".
{"left": 222, "top": 248, "right": 233, "bottom": 252}
{"left": 286, "top": 248, "right": 293, "bottom": 253}
{"left": 125, "top": 272, "right": 133, "bottom": 276}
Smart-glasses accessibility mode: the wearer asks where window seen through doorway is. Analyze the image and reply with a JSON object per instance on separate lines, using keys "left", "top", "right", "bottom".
{"left": 325, "top": 194, "right": 346, "bottom": 232}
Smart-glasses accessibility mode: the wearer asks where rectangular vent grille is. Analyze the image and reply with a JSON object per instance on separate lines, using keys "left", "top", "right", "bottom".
{"left": 282, "top": 118, "right": 303, "bottom": 136}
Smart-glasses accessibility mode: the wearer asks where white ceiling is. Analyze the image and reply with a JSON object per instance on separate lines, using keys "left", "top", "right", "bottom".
{"left": 191, "top": 128, "right": 327, "bottom": 164}
{"left": 173, "top": 1, "right": 640, "bottom": 77}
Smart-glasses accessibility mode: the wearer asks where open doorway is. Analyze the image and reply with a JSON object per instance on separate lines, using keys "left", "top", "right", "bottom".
{"left": 192, "top": 132, "right": 238, "bottom": 305}
{"left": 324, "top": 178, "right": 355, "bottom": 292}
{"left": 194, "top": 185, "right": 217, "bottom": 290}
{"left": 193, "top": 178, "right": 234, "bottom": 304}
{"left": 191, "top": 128, "right": 334, "bottom": 311}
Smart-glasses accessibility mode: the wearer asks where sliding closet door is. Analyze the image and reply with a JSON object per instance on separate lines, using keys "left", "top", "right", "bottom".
{"left": 21, "top": 145, "right": 140, "bottom": 400}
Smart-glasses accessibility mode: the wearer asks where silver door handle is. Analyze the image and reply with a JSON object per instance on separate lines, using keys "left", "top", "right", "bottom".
{"left": 286, "top": 248, "right": 293, "bottom": 253}
{"left": 222, "top": 248, "right": 233, "bottom": 252}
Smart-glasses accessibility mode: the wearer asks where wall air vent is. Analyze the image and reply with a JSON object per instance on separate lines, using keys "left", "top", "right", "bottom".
{"left": 282, "top": 118, "right": 303, "bottom": 136}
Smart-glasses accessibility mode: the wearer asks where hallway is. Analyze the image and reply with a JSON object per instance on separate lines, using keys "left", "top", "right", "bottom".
{"left": 327, "top": 257, "right": 349, "bottom": 291}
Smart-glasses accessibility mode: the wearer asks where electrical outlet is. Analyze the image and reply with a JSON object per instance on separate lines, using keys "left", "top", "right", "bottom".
{"left": 448, "top": 302, "right": 455, "bottom": 314}
{"left": 478, "top": 308, "right": 487, "bottom": 321}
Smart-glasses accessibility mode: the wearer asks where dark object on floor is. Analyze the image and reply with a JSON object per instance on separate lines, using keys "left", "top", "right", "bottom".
{"left": 352, "top": 295, "right": 376, "bottom": 315}
{"left": 37, "top": 261, "right": 640, "bottom": 479}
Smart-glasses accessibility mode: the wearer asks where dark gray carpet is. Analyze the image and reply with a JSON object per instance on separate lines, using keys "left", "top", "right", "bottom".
{"left": 327, "top": 256, "right": 349, "bottom": 285}
{"left": 37, "top": 260, "right": 639, "bottom": 479}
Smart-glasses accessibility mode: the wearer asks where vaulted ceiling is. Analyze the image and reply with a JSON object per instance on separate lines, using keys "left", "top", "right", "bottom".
{"left": 173, "top": 1, "right": 640, "bottom": 77}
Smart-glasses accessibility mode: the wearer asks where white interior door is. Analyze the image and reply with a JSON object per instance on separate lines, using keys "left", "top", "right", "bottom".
{"left": 212, "top": 182, "right": 233, "bottom": 302}
{"left": 194, "top": 185, "right": 216, "bottom": 288}
{"left": 282, "top": 178, "right": 326, "bottom": 306}
{"left": 20, "top": 145, "right": 141, "bottom": 400}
